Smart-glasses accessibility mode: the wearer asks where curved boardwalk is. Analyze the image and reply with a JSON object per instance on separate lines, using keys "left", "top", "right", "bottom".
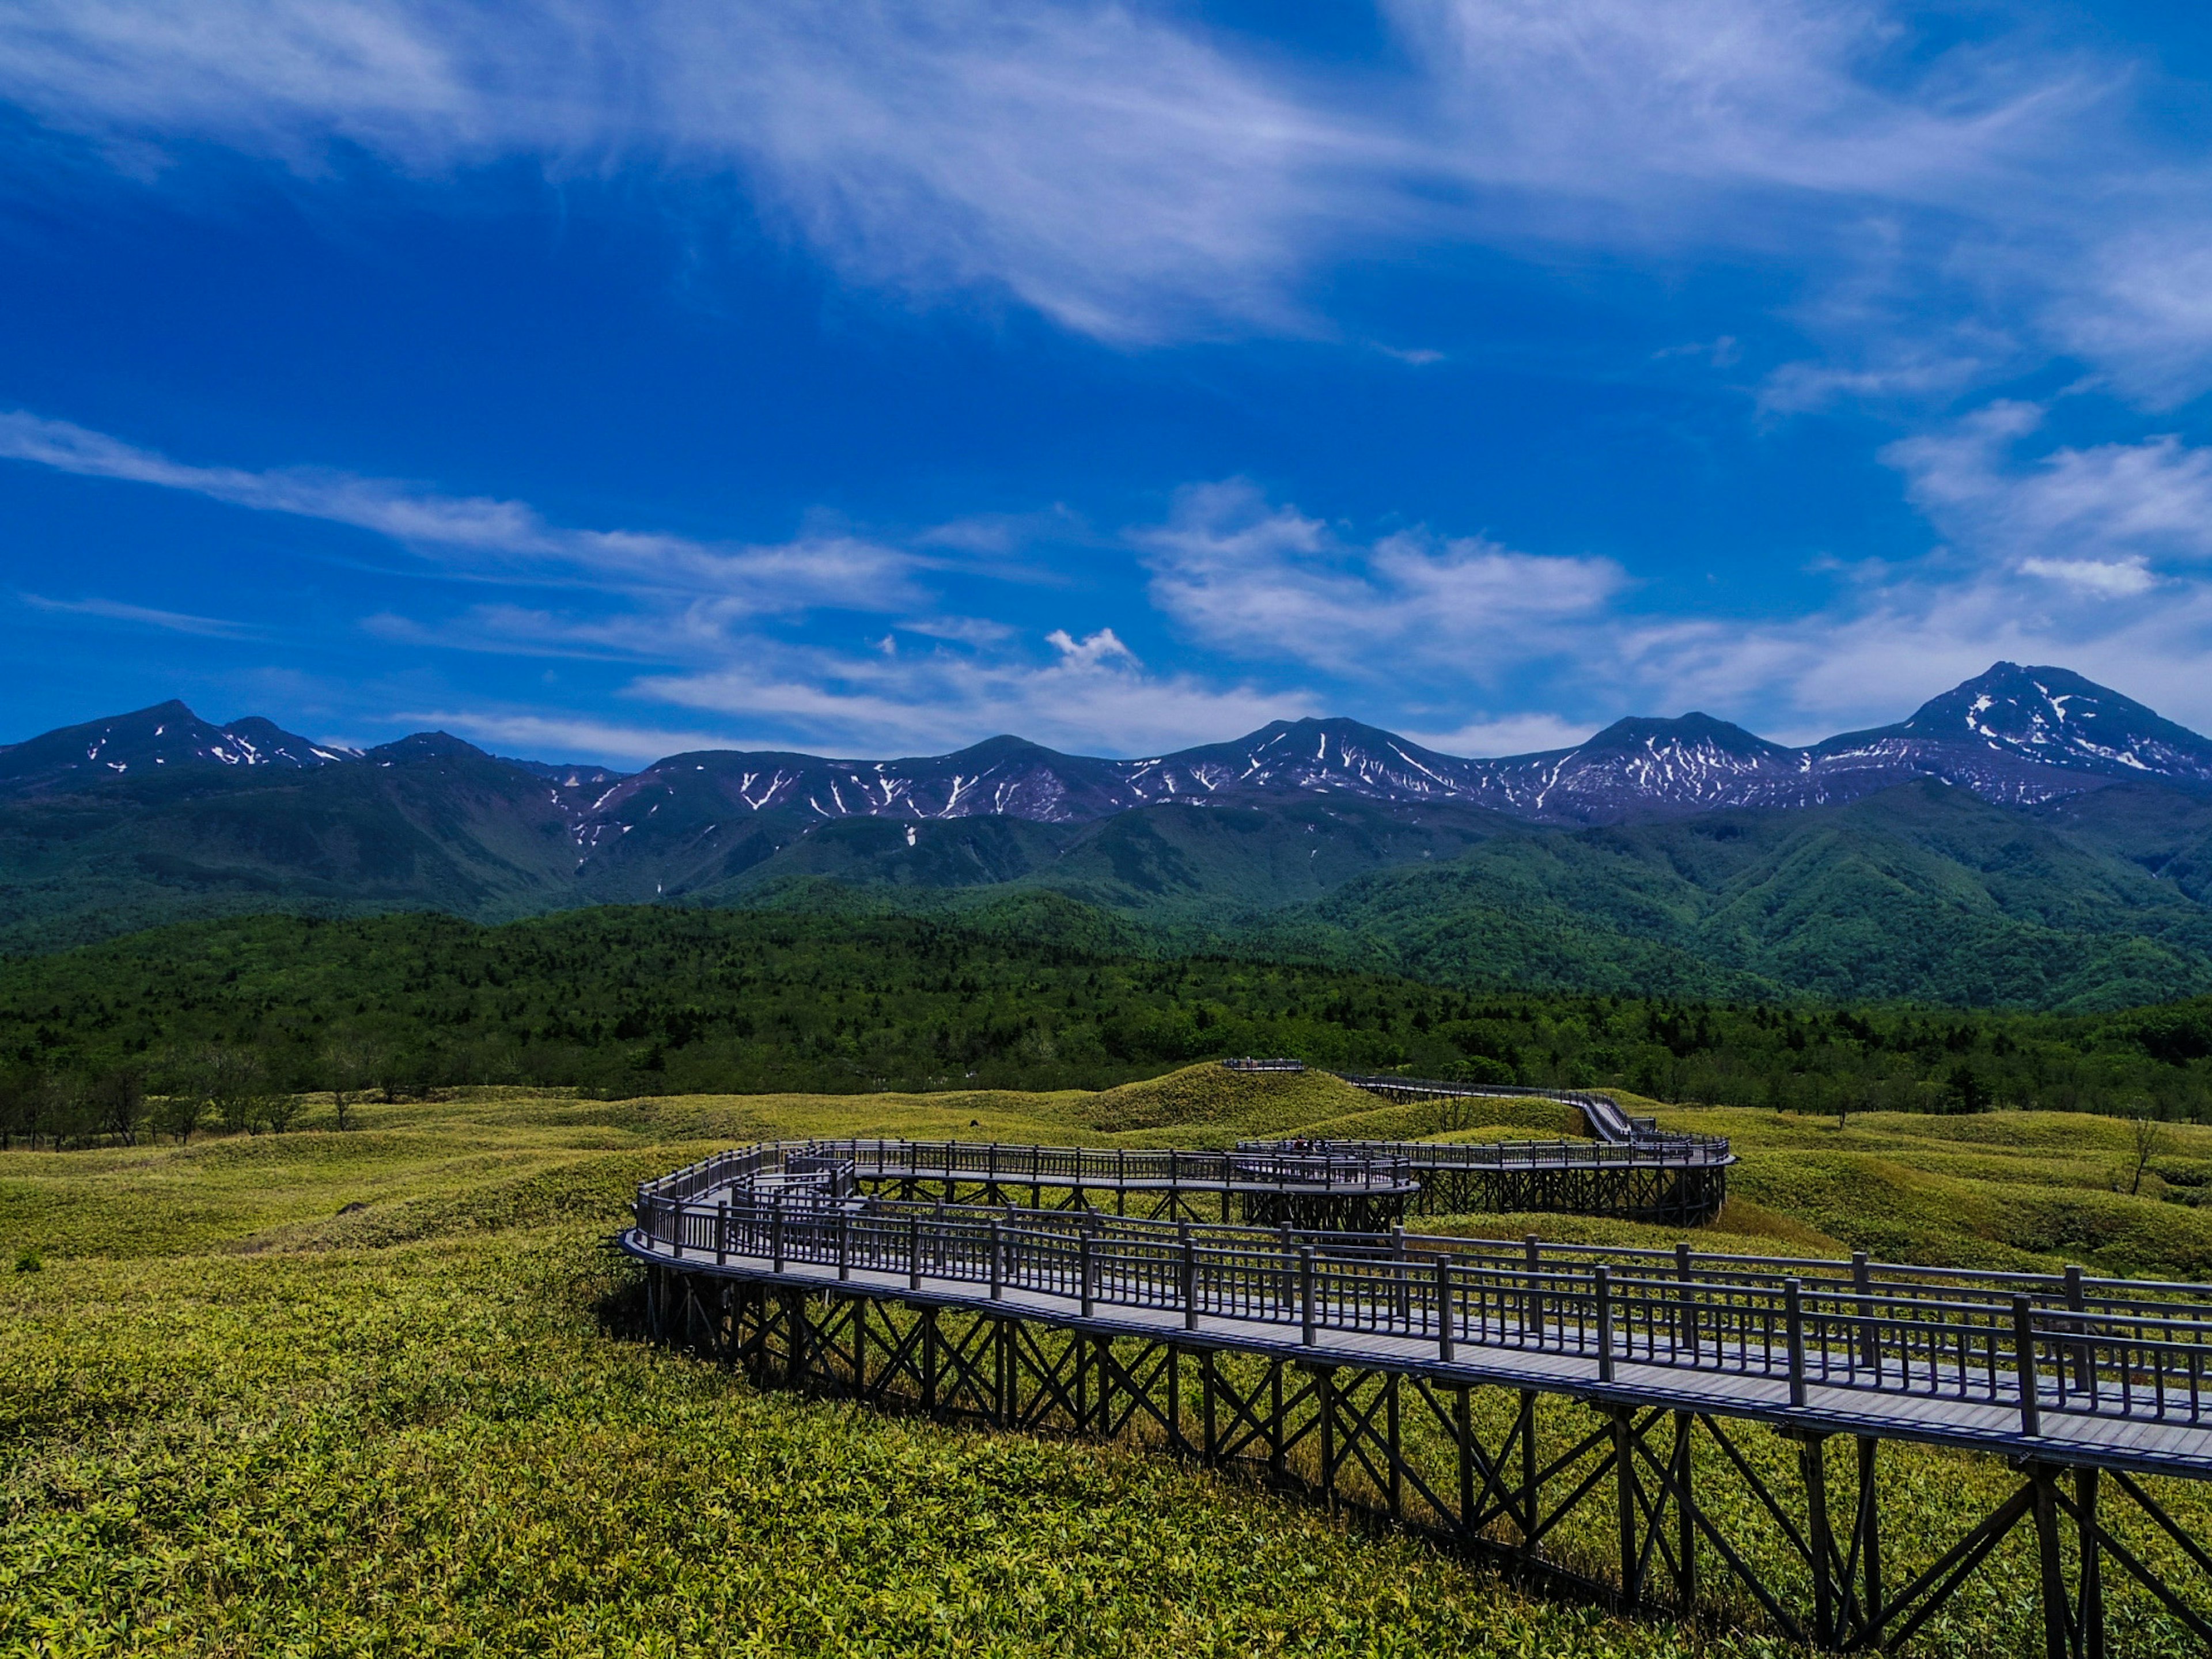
{"left": 623, "top": 1139, "right": 2212, "bottom": 1655}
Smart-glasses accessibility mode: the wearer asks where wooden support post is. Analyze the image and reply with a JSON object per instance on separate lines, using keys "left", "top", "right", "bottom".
{"left": 2077, "top": 1465, "right": 2103, "bottom": 1659}
{"left": 853, "top": 1293, "right": 868, "bottom": 1401}
{"left": 716, "top": 1200, "right": 729, "bottom": 1266}
{"left": 1202, "top": 1347, "right": 1218, "bottom": 1468}
{"left": 1613, "top": 1406, "right": 1639, "bottom": 1611}
{"left": 837, "top": 1210, "right": 851, "bottom": 1281}
{"left": 995, "top": 1316, "right": 1013, "bottom": 1426}
{"left": 2031, "top": 1464, "right": 2069, "bottom": 1659}
{"left": 1856, "top": 1435, "right": 1882, "bottom": 1643}
{"left": 1456, "top": 1384, "right": 1475, "bottom": 1542}
{"left": 1802, "top": 1434, "right": 1835, "bottom": 1648}
{"left": 783, "top": 1289, "right": 806, "bottom": 1388}
{"left": 1269, "top": 1363, "right": 1286, "bottom": 1484}
{"left": 908, "top": 1215, "right": 922, "bottom": 1291}
{"left": 771, "top": 1195, "right": 785, "bottom": 1272}
{"left": 1673, "top": 1410, "right": 1696, "bottom": 1615}
{"left": 1317, "top": 1368, "right": 1337, "bottom": 1509}
{"left": 922, "top": 1305, "right": 940, "bottom": 1416}
{"left": 989, "top": 1219, "right": 1003, "bottom": 1301}
{"left": 1093, "top": 1336, "right": 1111, "bottom": 1438}
{"left": 1080, "top": 1232, "right": 1096, "bottom": 1319}
{"left": 1168, "top": 1344, "right": 1185, "bottom": 1456}
{"left": 1387, "top": 1374, "right": 1403, "bottom": 1522}
{"left": 1520, "top": 1390, "right": 1540, "bottom": 1563}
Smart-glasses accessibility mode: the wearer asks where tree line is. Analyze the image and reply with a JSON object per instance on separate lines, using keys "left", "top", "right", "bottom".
{"left": 5, "top": 902, "right": 2212, "bottom": 1149}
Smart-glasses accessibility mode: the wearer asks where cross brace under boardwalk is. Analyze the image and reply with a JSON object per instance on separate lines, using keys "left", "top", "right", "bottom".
{"left": 638, "top": 1260, "right": 2212, "bottom": 1657}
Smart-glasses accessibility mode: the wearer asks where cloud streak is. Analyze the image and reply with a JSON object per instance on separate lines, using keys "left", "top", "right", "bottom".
{"left": 2, "top": 0, "right": 2207, "bottom": 396}
{"left": 0, "top": 408, "right": 927, "bottom": 613}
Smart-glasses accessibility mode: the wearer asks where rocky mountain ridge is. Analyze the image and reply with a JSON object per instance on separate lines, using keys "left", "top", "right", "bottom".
{"left": 14, "top": 664, "right": 2208, "bottom": 834}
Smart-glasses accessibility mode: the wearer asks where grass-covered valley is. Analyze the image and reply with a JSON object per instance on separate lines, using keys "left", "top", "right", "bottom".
{"left": 7, "top": 1069, "right": 2212, "bottom": 1656}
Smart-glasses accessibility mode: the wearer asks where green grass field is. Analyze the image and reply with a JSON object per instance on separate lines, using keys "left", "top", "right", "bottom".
{"left": 5, "top": 1069, "right": 2211, "bottom": 1655}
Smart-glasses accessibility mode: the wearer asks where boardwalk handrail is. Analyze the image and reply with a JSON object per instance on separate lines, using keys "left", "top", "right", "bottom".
{"left": 1244, "top": 1134, "right": 1735, "bottom": 1171}
{"left": 1332, "top": 1070, "right": 1729, "bottom": 1153}
{"left": 642, "top": 1138, "right": 1421, "bottom": 1204}
{"left": 630, "top": 1144, "right": 2212, "bottom": 1469}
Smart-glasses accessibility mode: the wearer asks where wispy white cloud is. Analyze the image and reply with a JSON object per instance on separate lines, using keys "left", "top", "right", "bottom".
{"left": 634, "top": 628, "right": 1306, "bottom": 759}
{"left": 1138, "top": 479, "right": 1622, "bottom": 680}
{"left": 2017, "top": 556, "right": 2157, "bottom": 597}
{"left": 2, "top": 0, "right": 2205, "bottom": 395}
{"left": 19, "top": 590, "right": 260, "bottom": 638}
{"left": 391, "top": 709, "right": 740, "bottom": 765}
{"left": 1402, "top": 711, "right": 1597, "bottom": 757}
{"left": 0, "top": 408, "right": 927, "bottom": 612}
{"left": 1884, "top": 402, "right": 2212, "bottom": 570}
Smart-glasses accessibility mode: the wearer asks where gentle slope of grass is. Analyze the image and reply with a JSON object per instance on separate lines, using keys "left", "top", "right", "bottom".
{"left": 4, "top": 1069, "right": 2210, "bottom": 1656}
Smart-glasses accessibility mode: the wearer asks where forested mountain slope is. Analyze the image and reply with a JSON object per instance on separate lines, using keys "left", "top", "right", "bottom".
{"left": 13, "top": 665, "right": 2212, "bottom": 1010}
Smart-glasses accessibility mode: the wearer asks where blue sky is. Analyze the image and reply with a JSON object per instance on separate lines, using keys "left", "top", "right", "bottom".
{"left": 6, "top": 2, "right": 2212, "bottom": 764}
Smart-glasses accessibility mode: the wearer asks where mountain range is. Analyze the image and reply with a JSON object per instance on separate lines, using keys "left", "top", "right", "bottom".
{"left": 14, "top": 662, "right": 2212, "bottom": 1010}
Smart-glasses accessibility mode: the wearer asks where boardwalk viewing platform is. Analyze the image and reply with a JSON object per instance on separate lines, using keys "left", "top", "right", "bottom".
{"left": 624, "top": 1137, "right": 2212, "bottom": 1655}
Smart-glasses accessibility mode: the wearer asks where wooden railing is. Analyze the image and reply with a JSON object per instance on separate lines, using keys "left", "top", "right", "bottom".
{"left": 632, "top": 1168, "right": 2212, "bottom": 1449}
{"left": 642, "top": 1138, "right": 1421, "bottom": 1199}
{"left": 1248, "top": 1135, "right": 1735, "bottom": 1171}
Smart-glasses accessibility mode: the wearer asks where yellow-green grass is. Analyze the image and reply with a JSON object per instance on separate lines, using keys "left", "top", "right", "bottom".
{"left": 1643, "top": 1101, "right": 2212, "bottom": 1278}
{"left": 2, "top": 1069, "right": 2210, "bottom": 1656}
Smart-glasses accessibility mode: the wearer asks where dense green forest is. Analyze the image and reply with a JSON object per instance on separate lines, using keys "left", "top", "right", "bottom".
{"left": 7, "top": 899, "right": 2212, "bottom": 1145}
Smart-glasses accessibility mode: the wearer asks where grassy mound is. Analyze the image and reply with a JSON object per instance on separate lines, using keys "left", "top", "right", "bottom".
{"left": 1073, "top": 1063, "right": 1377, "bottom": 1140}
{"left": 1415, "top": 1203, "right": 1848, "bottom": 1260}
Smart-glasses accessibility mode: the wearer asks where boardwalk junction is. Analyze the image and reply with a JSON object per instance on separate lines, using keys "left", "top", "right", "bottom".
{"left": 620, "top": 1065, "right": 2212, "bottom": 1656}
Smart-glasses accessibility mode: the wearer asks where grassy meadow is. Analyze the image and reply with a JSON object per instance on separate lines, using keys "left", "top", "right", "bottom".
{"left": 5, "top": 1067, "right": 2212, "bottom": 1654}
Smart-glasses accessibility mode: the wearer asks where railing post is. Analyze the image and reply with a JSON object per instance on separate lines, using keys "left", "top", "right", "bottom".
{"left": 1786, "top": 1278, "right": 1806, "bottom": 1408}
{"left": 1852, "top": 1250, "right": 1876, "bottom": 1374}
{"left": 771, "top": 1195, "right": 786, "bottom": 1272}
{"left": 2064, "top": 1263, "right": 2091, "bottom": 1400}
{"left": 1080, "top": 1232, "right": 1096, "bottom": 1318}
{"left": 1437, "top": 1255, "right": 1455, "bottom": 1362}
{"left": 1595, "top": 1266, "right": 1614, "bottom": 1383}
{"left": 1675, "top": 1240, "right": 1692, "bottom": 1361}
{"left": 908, "top": 1214, "right": 922, "bottom": 1291}
{"left": 990, "top": 1219, "right": 1004, "bottom": 1300}
{"left": 1527, "top": 1237, "right": 1545, "bottom": 1340}
{"left": 1392, "top": 1223, "right": 1410, "bottom": 1329}
{"left": 716, "top": 1200, "right": 729, "bottom": 1266}
{"left": 1301, "top": 1247, "right": 1318, "bottom": 1346}
{"left": 1181, "top": 1226, "right": 1199, "bottom": 1331}
{"left": 837, "top": 1210, "right": 851, "bottom": 1281}
{"left": 2014, "top": 1295, "right": 2041, "bottom": 1437}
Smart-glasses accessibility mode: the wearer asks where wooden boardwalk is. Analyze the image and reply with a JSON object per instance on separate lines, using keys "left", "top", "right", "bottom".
{"left": 624, "top": 1138, "right": 2212, "bottom": 1655}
